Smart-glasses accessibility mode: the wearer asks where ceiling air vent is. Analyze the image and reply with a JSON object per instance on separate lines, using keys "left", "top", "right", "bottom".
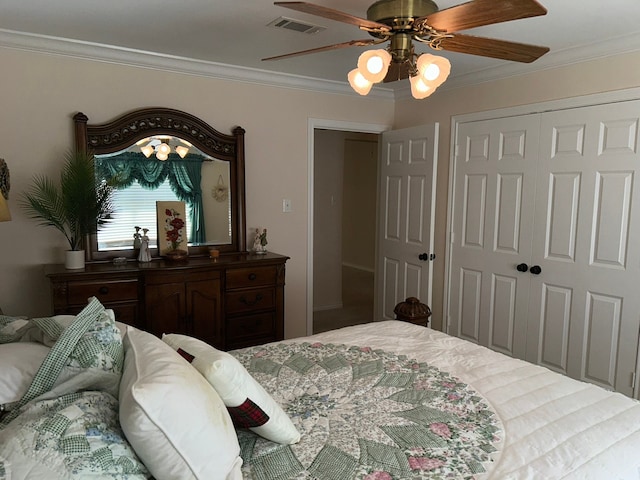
{"left": 267, "top": 16, "right": 326, "bottom": 35}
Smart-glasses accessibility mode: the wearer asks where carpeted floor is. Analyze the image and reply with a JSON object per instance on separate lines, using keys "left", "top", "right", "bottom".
{"left": 313, "top": 266, "right": 374, "bottom": 334}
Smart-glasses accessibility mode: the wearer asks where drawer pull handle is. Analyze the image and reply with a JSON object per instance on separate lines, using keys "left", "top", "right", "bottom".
{"left": 98, "top": 286, "right": 109, "bottom": 295}
{"left": 239, "top": 293, "right": 263, "bottom": 306}
{"left": 248, "top": 273, "right": 257, "bottom": 281}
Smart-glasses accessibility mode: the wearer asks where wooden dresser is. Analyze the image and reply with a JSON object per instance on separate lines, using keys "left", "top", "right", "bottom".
{"left": 45, "top": 252, "right": 288, "bottom": 350}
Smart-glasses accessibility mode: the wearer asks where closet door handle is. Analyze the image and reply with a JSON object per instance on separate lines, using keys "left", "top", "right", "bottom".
{"left": 529, "top": 265, "right": 542, "bottom": 275}
{"left": 418, "top": 253, "right": 429, "bottom": 261}
{"left": 516, "top": 263, "right": 529, "bottom": 272}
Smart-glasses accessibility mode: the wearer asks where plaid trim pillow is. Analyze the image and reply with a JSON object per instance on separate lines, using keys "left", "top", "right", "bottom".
{"left": 163, "top": 334, "right": 300, "bottom": 445}
{"left": 227, "top": 398, "right": 270, "bottom": 428}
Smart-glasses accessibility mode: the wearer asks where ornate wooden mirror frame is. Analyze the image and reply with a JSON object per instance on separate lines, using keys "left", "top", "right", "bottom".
{"left": 73, "top": 107, "right": 246, "bottom": 261}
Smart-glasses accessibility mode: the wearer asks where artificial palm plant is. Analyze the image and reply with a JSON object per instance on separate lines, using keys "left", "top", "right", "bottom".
{"left": 21, "top": 150, "right": 116, "bottom": 251}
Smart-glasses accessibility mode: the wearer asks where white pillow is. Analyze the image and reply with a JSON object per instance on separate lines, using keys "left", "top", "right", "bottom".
{"left": 120, "top": 327, "right": 242, "bottom": 480}
{"left": 162, "top": 333, "right": 301, "bottom": 445}
{"left": 0, "top": 342, "right": 50, "bottom": 404}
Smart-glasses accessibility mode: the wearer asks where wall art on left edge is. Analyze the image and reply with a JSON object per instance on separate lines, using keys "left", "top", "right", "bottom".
{"left": 157, "top": 200, "right": 188, "bottom": 259}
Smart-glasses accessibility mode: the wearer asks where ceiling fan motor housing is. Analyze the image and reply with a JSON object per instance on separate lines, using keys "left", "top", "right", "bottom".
{"left": 367, "top": 0, "right": 438, "bottom": 31}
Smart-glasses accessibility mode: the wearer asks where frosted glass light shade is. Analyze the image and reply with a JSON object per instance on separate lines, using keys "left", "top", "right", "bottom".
{"left": 357, "top": 49, "right": 392, "bottom": 83}
{"left": 410, "top": 75, "right": 435, "bottom": 100}
{"left": 141, "top": 144, "right": 155, "bottom": 158}
{"left": 348, "top": 68, "right": 373, "bottom": 95}
{"left": 157, "top": 143, "right": 171, "bottom": 156}
{"left": 155, "top": 152, "right": 169, "bottom": 161}
{"left": 416, "top": 54, "right": 451, "bottom": 89}
{"left": 175, "top": 146, "right": 189, "bottom": 158}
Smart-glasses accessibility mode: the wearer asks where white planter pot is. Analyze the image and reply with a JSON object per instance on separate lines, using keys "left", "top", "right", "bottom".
{"left": 65, "top": 250, "right": 85, "bottom": 269}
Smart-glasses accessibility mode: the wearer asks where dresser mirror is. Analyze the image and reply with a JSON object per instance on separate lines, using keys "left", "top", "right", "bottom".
{"left": 74, "top": 108, "right": 246, "bottom": 261}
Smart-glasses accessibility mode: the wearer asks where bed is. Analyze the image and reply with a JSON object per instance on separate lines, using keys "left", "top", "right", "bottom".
{"left": 1, "top": 297, "right": 640, "bottom": 480}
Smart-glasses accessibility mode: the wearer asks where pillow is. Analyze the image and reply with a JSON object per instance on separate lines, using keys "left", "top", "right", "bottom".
{"left": 119, "top": 326, "right": 242, "bottom": 480}
{"left": 0, "top": 342, "right": 50, "bottom": 404}
{"left": 162, "top": 333, "right": 301, "bottom": 445}
{"left": 0, "top": 299, "right": 124, "bottom": 428}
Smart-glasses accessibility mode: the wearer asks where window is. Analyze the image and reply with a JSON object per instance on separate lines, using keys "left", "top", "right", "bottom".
{"left": 98, "top": 179, "right": 192, "bottom": 250}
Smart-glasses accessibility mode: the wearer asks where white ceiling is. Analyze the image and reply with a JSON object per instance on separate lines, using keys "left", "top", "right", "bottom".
{"left": 2, "top": 0, "right": 640, "bottom": 93}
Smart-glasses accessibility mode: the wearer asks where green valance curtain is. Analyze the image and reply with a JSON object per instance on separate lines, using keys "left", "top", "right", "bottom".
{"left": 96, "top": 152, "right": 206, "bottom": 243}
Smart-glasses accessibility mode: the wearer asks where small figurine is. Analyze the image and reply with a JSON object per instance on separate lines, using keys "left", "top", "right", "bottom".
{"left": 259, "top": 228, "right": 268, "bottom": 253}
{"left": 138, "top": 228, "right": 152, "bottom": 262}
{"left": 133, "top": 226, "right": 142, "bottom": 250}
{"left": 253, "top": 227, "right": 268, "bottom": 254}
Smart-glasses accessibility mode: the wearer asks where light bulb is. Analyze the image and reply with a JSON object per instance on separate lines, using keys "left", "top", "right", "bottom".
{"left": 357, "top": 49, "right": 392, "bottom": 84}
{"left": 424, "top": 63, "right": 440, "bottom": 81}
{"left": 348, "top": 68, "right": 373, "bottom": 96}
{"left": 157, "top": 143, "right": 171, "bottom": 156}
{"left": 155, "top": 151, "right": 169, "bottom": 161}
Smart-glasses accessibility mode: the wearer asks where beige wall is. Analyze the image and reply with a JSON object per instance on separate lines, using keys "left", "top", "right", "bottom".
{"left": 0, "top": 46, "right": 394, "bottom": 340}
{"left": 3, "top": 44, "right": 639, "bottom": 338}
{"left": 342, "top": 138, "right": 378, "bottom": 272}
{"left": 313, "top": 129, "right": 345, "bottom": 310}
{"left": 394, "top": 50, "right": 640, "bottom": 331}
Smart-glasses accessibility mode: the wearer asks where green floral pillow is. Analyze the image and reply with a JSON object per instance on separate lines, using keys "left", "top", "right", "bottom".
{"left": 1, "top": 297, "right": 124, "bottom": 426}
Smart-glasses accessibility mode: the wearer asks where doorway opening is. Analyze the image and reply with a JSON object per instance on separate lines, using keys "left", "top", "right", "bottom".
{"left": 313, "top": 132, "right": 379, "bottom": 334}
{"left": 307, "top": 119, "right": 390, "bottom": 335}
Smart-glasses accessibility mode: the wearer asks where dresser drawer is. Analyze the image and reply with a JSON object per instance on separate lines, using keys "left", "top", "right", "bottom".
{"left": 225, "top": 287, "right": 275, "bottom": 314}
{"left": 67, "top": 279, "right": 139, "bottom": 305}
{"left": 226, "top": 312, "right": 276, "bottom": 349}
{"left": 226, "top": 266, "right": 277, "bottom": 289}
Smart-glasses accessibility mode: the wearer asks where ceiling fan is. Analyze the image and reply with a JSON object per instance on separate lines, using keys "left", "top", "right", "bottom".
{"left": 263, "top": 0, "right": 549, "bottom": 98}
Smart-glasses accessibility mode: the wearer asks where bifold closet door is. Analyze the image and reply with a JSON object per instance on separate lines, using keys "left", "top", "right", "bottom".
{"left": 527, "top": 101, "right": 640, "bottom": 396}
{"left": 448, "top": 114, "right": 541, "bottom": 360}
{"left": 449, "top": 100, "right": 640, "bottom": 396}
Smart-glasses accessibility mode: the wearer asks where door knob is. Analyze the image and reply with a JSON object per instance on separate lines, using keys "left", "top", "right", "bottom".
{"left": 529, "top": 265, "right": 542, "bottom": 275}
{"left": 516, "top": 263, "right": 529, "bottom": 272}
{"left": 418, "top": 253, "right": 429, "bottom": 261}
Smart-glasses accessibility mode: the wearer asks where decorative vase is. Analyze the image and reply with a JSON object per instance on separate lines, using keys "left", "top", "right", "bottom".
{"left": 165, "top": 249, "right": 188, "bottom": 262}
{"left": 65, "top": 250, "right": 85, "bottom": 269}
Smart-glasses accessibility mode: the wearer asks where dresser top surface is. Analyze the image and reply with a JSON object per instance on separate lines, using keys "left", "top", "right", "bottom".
{"left": 45, "top": 251, "right": 289, "bottom": 278}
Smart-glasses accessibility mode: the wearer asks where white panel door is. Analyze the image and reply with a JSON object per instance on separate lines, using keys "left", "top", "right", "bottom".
{"left": 448, "top": 115, "right": 541, "bottom": 359}
{"left": 527, "top": 101, "right": 640, "bottom": 396}
{"left": 376, "top": 124, "right": 438, "bottom": 321}
{"left": 448, "top": 99, "right": 640, "bottom": 396}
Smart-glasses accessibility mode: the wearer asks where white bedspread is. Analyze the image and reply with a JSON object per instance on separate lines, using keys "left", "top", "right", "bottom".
{"left": 288, "top": 321, "right": 640, "bottom": 480}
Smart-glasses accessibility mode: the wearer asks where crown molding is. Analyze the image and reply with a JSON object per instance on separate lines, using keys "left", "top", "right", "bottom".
{"left": 0, "top": 28, "right": 396, "bottom": 101}
{"left": 394, "top": 30, "right": 640, "bottom": 100}
{"left": 4, "top": 26, "right": 639, "bottom": 103}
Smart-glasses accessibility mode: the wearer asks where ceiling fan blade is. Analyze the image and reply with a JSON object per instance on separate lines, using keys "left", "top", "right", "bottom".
{"left": 383, "top": 62, "right": 411, "bottom": 83}
{"left": 439, "top": 34, "right": 549, "bottom": 63}
{"left": 424, "top": 0, "right": 547, "bottom": 33}
{"left": 274, "top": 2, "right": 390, "bottom": 31}
{"left": 262, "top": 39, "right": 377, "bottom": 61}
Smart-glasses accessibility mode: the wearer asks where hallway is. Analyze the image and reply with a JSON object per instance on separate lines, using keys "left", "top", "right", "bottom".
{"left": 313, "top": 266, "right": 374, "bottom": 334}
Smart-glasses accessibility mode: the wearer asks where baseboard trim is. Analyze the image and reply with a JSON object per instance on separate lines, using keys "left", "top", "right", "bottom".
{"left": 313, "top": 303, "right": 344, "bottom": 312}
{"left": 341, "top": 262, "right": 375, "bottom": 273}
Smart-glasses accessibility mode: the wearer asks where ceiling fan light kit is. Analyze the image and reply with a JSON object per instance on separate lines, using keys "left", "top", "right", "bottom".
{"left": 267, "top": 0, "right": 549, "bottom": 99}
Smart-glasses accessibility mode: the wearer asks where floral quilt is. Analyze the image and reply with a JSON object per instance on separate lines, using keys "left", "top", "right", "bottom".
{"left": 232, "top": 342, "right": 503, "bottom": 480}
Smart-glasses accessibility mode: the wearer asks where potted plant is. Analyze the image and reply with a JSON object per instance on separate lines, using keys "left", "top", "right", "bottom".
{"left": 20, "top": 150, "right": 117, "bottom": 269}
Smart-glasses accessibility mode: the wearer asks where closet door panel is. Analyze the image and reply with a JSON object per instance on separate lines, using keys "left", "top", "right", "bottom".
{"left": 530, "top": 101, "right": 640, "bottom": 396}
{"left": 449, "top": 115, "right": 540, "bottom": 358}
